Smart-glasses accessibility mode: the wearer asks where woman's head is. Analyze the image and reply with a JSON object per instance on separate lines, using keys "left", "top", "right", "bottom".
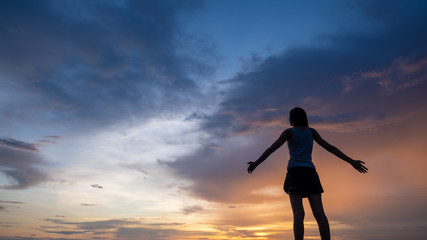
{"left": 289, "top": 107, "right": 309, "bottom": 127}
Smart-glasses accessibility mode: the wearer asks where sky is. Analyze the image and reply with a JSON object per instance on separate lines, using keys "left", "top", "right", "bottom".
{"left": 0, "top": 0, "right": 427, "bottom": 239}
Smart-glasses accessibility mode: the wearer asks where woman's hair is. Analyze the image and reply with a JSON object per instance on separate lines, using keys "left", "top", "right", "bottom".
{"left": 289, "top": 107, "right": 309, "bottom": 127}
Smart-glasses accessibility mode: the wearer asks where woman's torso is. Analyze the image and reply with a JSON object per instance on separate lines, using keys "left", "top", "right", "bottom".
{"left": 287, "top": 127, "right": 315, "bottom": 170}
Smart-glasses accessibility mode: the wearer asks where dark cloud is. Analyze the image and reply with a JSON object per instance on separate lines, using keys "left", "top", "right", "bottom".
{"left": 0, "top": 0, "right": 211, "bottom": 133}
{"left": 201, "top": 0, "right": 427, "bottom": 136}
{"left": 185, "top": 111, "right": 208, "bottom": 121}
{"left": 0, "top": 138, "right": 47, "bottom": 189}
{"left": 0, "top": 138, "right": 39, "bottom": 152}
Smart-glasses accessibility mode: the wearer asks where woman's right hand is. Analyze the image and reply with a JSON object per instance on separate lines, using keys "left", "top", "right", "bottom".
{"left": 351, "top": 160, "right": 368, "bottom": 173}
{"left": 247, "top": 161, "right": 259, "bottom": 174}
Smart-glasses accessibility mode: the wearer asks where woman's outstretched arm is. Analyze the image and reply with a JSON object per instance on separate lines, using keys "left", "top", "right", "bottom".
{"left": 311, "top": 128, "right": 368, "bottom": 173}
{"left": 247, "top": 128, "right": 291, "bottom": 174}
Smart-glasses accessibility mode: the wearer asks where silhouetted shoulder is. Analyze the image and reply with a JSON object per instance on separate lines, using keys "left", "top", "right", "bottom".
{"left": 310, "top": 128, "right": 323, "bottom": 142}
{"left": 310, "top": 128, "right": 331, "bottom": 148}
{"left": 282, "top": 128, "right": 292, "bottom": 140}
{"left": 310, "top": 128, "right": 318, "bottom": 137}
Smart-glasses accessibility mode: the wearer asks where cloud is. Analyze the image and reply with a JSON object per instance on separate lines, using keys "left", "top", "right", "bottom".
{"left": 0, "top": 138, "right": 47, "bottom": 189}
{"left": 121, "top": 163, "right": 151, "bottom": 176}
{"left": 37, "top": 136, "right": 63, "bottom": 145}
{"left": 44, "top": 230, "right": 89, "bottom": 235}
{"left": 166, "top": 133, "right": 285, "bottom": 203}
{"left": 44, "top": 136, "right": 62, "bottom": 140}
{"left": 90, "top": 184, "right": 103, "bottom": 189}
{"left": 0, "top": 200, "right": 24, "bottom": 204}
{"left": 181, "top": 205, "right": 204, "bottom": 215}
{"left": 42, "top": 218, "right": 139, "bottom": 232}
{"left": 0, "top": 200, "right": 24, "bottom": 211}
{"left": 0, "top": 138, "right": 39, "bottom": 153}
{"left": 342, "top": 49, "right": 427, "bottom": 95}
{"left": 40, "top": 218, "right": 207, "bottom": 240}
{"left": 0, "top": 0, "right": 212, "bottom": 133}
{"left": 80, "top": 203, "right": 96, "bottom": 207}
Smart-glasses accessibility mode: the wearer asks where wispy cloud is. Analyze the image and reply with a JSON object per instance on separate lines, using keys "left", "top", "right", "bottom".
{"left": 0, "top": 200, "right": 24, "bottom": 204}
{"left": 342, "top": 53, "right": 427, "bottom": 95}
{"left": 37, "top": 136, "right": 63, "bottom": 145}
{"left": 0, "top": 138, "right": 39, "bottom": 153}
{"left": 43, "top": 218, "right": 139, "bottom": 231}
{"left": 181, "top": 205, "right": 204, "bottom": 215}
{"left": 0, "top": 200, "right": 24, "bottom": 211}
{"left": 40, "top": 218, "right": 199, "bottom": 239}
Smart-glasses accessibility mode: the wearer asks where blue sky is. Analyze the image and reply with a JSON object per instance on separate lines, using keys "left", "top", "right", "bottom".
{"left": 1, "top": 1, "right": 427, "bottom": 239}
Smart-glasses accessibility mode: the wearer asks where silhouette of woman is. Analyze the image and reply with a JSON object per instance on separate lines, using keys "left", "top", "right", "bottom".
{"left": 247, "top": 107, "right": 367, "bottom": 240}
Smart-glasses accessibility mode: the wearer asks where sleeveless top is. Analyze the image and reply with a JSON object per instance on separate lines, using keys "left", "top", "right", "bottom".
{"left": 287, "top": 127, "right": 315, "bottom": 170}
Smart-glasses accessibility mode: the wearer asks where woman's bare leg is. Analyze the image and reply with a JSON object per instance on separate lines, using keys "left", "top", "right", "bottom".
{"left": 308, "top": 194, "right": 330, "bottom": 240}
{"left": 289, "top": 193, "right": 304, "bottom": 240}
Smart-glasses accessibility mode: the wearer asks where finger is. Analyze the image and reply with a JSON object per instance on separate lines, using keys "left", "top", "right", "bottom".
{"left": 356, "top": 165, "right": 366, "bottom": 173}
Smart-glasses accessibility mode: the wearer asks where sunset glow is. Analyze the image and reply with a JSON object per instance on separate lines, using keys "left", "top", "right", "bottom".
{"left": 1, "top": 1, "right": 427, "bottom": 240}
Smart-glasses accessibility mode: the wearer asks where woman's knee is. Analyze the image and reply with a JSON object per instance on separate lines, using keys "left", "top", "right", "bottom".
{"left": 293, "top": 209, "right": 305, "bottom": 220}
{"left": 312, "top": 209, "right": 326, "bottom": 220}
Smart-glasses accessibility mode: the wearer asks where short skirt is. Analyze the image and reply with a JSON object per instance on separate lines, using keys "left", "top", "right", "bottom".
{"left": 283, "top": 166, "right": 324, "bottom": 198}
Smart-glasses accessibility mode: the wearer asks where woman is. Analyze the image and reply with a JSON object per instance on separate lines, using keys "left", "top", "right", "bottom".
{"left": 247, "top": 107, "right": 367, "bottom": 240}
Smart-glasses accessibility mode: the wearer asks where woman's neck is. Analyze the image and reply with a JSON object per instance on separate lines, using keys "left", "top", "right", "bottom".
{"left": 293, "top": 126, "right": 307, "bottom": 131}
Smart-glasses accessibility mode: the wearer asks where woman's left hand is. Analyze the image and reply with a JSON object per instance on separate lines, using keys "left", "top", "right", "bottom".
{"left": 351, "top": 160, "right": 368, "bottom": 173}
